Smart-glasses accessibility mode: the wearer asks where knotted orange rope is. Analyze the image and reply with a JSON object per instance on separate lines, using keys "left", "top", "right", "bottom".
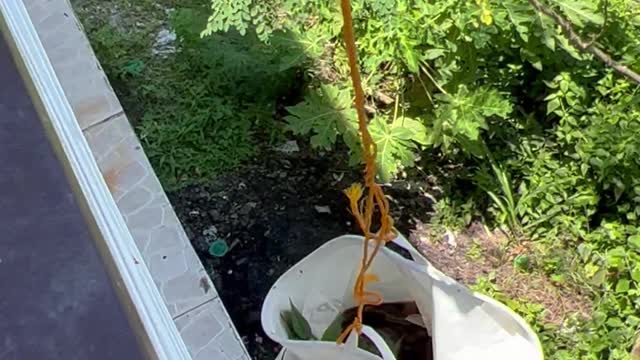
{"left": 336, "top": 0, "right": 397, "bottom": 344}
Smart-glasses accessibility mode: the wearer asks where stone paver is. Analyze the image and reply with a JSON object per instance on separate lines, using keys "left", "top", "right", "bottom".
{"left": 25, "top": 0, "right": 122, "bottom": 130}
{"left": 175, "top": 299, "right": 247, "bottom": 360}
{"left": 83, "top": 115, "right": 218, "bottom": 317}
{"left": 25, "top": 0, "right": 249, "bottom": 358}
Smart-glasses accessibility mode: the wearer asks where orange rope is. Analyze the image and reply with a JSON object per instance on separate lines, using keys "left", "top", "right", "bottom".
{"left": 336, "top": 0, "right": 396, "bottom": 344}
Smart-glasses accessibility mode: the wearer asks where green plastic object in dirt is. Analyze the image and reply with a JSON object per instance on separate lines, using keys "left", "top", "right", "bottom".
{"left": 209, "top": 239, "right": 229, "bottom": 257}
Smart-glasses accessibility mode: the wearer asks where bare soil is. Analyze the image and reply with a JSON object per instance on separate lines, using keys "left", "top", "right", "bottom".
{"left": 411, "top": 221, "right": 592, "bottom": 325}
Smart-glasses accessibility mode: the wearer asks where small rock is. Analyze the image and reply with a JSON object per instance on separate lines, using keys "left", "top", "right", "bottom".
{"left": 108, "top": 12, "right": 123, "bottom": 29}
{"left": 255, "top": 335, "right": 263, "bottom": 344}
{"left": 267, "top": 268, "right": 275, "bottom": 276}
{"left": 275, "top": 140, "right": 300, "bottom": 154}
{"left": 227, "top": 269, "right": 233, "bottom": 275}
{"left": 208, "top": 209, "right": 221, "bottom": 221}
{"left": 189, "top": 210, "right": 200, "bottom": 217}
{"left": 314, "top": 205, "right": 332, "bottom": 214}
{"left": 331, "top": 172, "right": 344, "bottom": 184}
{"left": 202, "top": 226, "right": 218, "bottom": 237}
{"left": 152, "top": 28, "right": 176, "bottom": 56}
{"left": 228, "top": 239, "right": 242, "bottom": 252}
{"left": 236, "top": 257, "right": 248, "bottom": 266}
{"left": 444, "top": 229, "right": 457, "bottom": 248}
{"left": 239, "top": 202, "right": 257, "bottom": 215}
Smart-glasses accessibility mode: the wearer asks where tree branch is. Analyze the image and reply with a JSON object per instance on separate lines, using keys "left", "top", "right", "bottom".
{"left": 528, "top": 0, "right": 640, "bottom": 85}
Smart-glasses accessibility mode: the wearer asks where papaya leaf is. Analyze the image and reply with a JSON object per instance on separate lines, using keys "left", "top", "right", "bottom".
{"left": 271, "top": 27, "right": 329, "bottom": 71}
{"left": 432, "top": 85, "right": 511, "bottom": 156}
{"left": 370, "top": 116, "right": 427, "bottom": 182}
{"left": 502, "top": 2, "right": 533, "bottom": 42}
{"left": 552, "top": 0, "right": 604, "bottom": 27}
{"left": 285, "top": 85, "right": 357, "bottom": 151}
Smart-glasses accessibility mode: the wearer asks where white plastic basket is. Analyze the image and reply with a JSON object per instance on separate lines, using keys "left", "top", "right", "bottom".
{"left": 262, "top": 234, "right": 543, "bottom": 360}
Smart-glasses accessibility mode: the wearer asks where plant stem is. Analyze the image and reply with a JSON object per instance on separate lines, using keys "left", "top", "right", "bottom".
{"left": 528, "top": 0, "right": 640, "bottom": 84}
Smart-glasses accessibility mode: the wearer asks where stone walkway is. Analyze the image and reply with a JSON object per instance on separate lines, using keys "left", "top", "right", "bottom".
{"left": 24, "top": 1, "right": 249, "bottom": 359}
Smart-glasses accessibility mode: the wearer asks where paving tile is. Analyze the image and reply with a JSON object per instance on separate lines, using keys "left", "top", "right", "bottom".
{"left": 24, "top": 0, "right": 122, "bottom": 129}
{"left": 83, "top": 115, "right": 217, "bottom": 316}
{"left": 161, "top": 252, "right": 215, "bottom": 315}
{"left": 175, "top": 299, "right": 249, "bottom": 360}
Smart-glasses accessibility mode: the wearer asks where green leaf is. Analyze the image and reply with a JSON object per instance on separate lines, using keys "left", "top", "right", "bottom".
{"left": 590, "top": 268, "right": 607, "bottom": 286}
{"left": 486, "top": 190, "right": 509, "bottom": 223}
{"left": 369, "top": 116, "right": 427, "bottom": 181}
{"left": 423, "top": 48, "right": 446, "bottom": 60}
{"left": 553, "top": 0, "right": 604, "bottom": 27}
{"left": 281, "top": 311, "right": 298, "bottom": 340}
{"left": 629, "top": 235, "right": 640, "bottom": 251}
{"left": 533, "top": 12, "right": 556, "bottom": 51}
{"left": 288, "top": 300, "right": 314, "bottom": 340}
{"left": 122, "top": 59, "right": 145, "bottom": 77}
{"left": 433, "top": 86, "right": 511, "bottom": 156}
{"left": 402, "top": 40, "right": 420, "bottom": 73}
{"left": 514, "top": 254, "right": 530, "bottom": 272}
{"left": 520, "top": 48, "right": 543, "bottom": 70}
{"left": 311, "top": 117, "right": 339, "bottom": 149}
{"left": 606, "top": 317, "right": 625, "bottom": 328}
{"left": 608, "top": 246, "right": 627, "bottom": 258}
{"left": 503, "top": 3, "right": 532, "bottom": 42}
{"left": 577, "top": 243, "right": 592, "bottom": 261}
{"left": 547, "top": 98, "right": 561, "bottom": 115}
{"left": 607, "top": 246, "right": 627, "bottom": 268}
{"left": 285, "top": 85, "right": 357, "bottom": 151}
{"left": 615, "top": 279, "right": 630, "bottom": 293}
{"left": 556, "top": 34, "right": 585, "bottom": 60}
{"left": 272, "top": 27, "right": 329, "bottom": 71}
{"left": 631, "top": 264, "right": 640, "bottom": 282}
{"left": 320, "top": 313, "right": 344, "bottom": 342}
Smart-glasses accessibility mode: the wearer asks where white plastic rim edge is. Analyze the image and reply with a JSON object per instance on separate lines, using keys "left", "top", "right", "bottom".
{"left": 0, "top": 2, "right": 192, "bottom": 359}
